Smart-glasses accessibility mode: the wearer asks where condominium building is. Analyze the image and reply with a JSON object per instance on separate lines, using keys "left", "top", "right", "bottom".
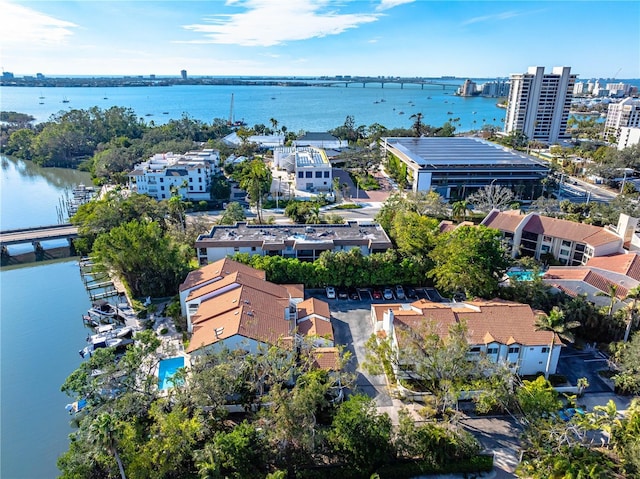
{"left": 605, "top": 98, "right": 640, "bottom": 141}
{"left": 480, "top": 80, "right": 510, "bottom": 98}
{"left": 457, "top": 79, "right": 477, "bottom": 97}
{"left": 273, "top": 147, "right": 333, "bottom": 193}
{"left": 618, "top": 127, "right": 640, "bottom": 150}
{"left": 194, "top": 221, "right": 393, "bottom": 265}
{"left": 128, "top": 149, "right": 219, "bottom": 201}
{"left": 504, "top": 66, "right": 576, "bottom": 144}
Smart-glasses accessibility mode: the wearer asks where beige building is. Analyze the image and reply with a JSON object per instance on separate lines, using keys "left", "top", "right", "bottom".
{"left": 504, "top": 66, "right": 576, "bottom": 144}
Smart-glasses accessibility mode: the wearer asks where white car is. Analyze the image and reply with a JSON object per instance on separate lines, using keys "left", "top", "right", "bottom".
{"left": 383, "top": 287, "right": 394, "bottom": 300}
{"left": 326, "top": 286, "right": 336, "bottom": 299}
{"left": 395, "top": 285, "right": 406, "bottom": 300}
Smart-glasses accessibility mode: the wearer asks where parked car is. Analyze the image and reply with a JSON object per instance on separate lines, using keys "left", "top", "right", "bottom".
{"left": 406, "top": 287, "right": 418, "bottom": 300}
{"left": 325, "top": 286, "right": 336, "bottom": 299}
{"left": 372, "top": 288, "right": 382, "bottom": 300}
{"left": 337, "top": 288, "right": 349, "bottom": 300}
{"left": 395, "top": 285, "right": 406, "bottom": 300}
{"left": 383, "top": 287, "right": 394, "bottom": 300}
{"left": 348, "top": 287, "right": 360, "bottom": 300}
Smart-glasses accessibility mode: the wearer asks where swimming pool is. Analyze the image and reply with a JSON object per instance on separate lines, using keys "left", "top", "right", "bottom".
{"left": 157, "top": 356, "right": 185, "bottom": 390}
{"left": 506, "top": 270, "right": 544, "bottom": 281}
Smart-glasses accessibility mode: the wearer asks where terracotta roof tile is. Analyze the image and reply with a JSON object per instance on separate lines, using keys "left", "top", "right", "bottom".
{"left": 297, "top": 298, "right": 331, "bottom": 320}
{"left": 481, "top": 209, "right": 525, "bottom": 233}
{"left": 297, "top": 316, "right": 334, "bottom": 341}
{"left": 587, "top": 253, "right": 640, "bottom": 282}
{"left": 310, "top": 347, "right": 340, "bottom": 370}
{"left": 179, "top": 258, "right": 265, "bottom": 292}
{"left": 524, "top": 215, "right": 619, "bottom": 247}
{"left": 186, "top": 270, "right": 290, "bottom": 302}
{"left": 384, "top": 300, "right": 553, "bottom": 348}
{"left": 283, "top": 284, "right": 305, "bottom": 299}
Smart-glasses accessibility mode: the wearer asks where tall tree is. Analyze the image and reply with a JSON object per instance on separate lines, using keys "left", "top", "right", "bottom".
{"left": 428, "top": 225, "right": 509, "bottom": 298}
{"left": 467, "top": 184, "right": 515, "bottom": 212}
{"left": 89, "top": 413, "right": 127, "bottom": 479}
{"left": 534, "top": 306, "right": 580, "bottom": 379}
{"left": 238, "top": 160, "right": 272, "bottom": 224}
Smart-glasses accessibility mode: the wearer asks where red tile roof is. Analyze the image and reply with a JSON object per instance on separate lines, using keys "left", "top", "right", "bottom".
{"left": 310, "top": 347, "right": 341, "bottom": 370}
{"left": 297, "top": 297, "right": 331, "bottom": 320}
{"left": 481, "top": 209, "right": 526, "bottom": 233}
{"left": 587, "top": 253, "right": 640, "bottom": 282}
{"left": 523, "top": 215, "right": 618, "bottom": 247}
{"left": 179, "top": 258, "right": 265, "bottom": 292}
{"left": 378, "top": 299, "right": 553, "bottom": 347}
{"left": 543, "top": 267, "right": 629, "bottom": 298}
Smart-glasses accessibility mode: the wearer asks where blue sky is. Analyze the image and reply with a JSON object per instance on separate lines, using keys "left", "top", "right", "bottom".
{"left": 1, "top": 0, "right": 638, "bottom": 79}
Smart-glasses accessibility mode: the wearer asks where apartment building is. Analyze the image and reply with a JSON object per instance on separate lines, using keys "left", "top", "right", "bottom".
{"left": 504, "top": 66, "right": 576, "bottom": 144}
{"left": 194, "top": 221, "right": 393, "bottom": 265}
{"left": 605, "top": 98, "right": 640, "bottom": 141}
{"left": 618, "top": 127, "right": 640, "bottom": 150}
{"left": 273, "top": 147, "right": 333, "bottom": 193}
{"left": 128, "top": 149, "right": 219, "bottom": 201}
{"left": 371, "top": 299, "right": 559, "bottom": 376}
{"left": 481, "top": 209, "right": 625, "bottom": 265}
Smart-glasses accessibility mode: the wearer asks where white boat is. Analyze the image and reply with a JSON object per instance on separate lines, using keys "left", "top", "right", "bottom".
{"left": 79, "top": 337, "right": 133, "bottom": 358}
{"left": 88, "top": 300, "right": 118, "bottom": 318}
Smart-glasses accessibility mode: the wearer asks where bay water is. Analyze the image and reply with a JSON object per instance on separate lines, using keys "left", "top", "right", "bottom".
{"left": 1, "top": 156, "right": 93, "bottom": 479}
{"left": 1, "top": 81, "right": 506, "bottom": 133}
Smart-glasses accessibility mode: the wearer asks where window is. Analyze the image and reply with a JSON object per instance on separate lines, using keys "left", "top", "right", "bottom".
{"left": 199, "top": 248, "right": 207, "bottom": 255}
{"left": 251, "top": 246, "right": 256, "bottom": 251}
{"left": 324, "top": 171, "right": 330, "bottom": 178}
{"left": 469, "top": 346, "right": 481, "bottom": 353}
{"left": 305, "top": 171, "right": 313, "bottom": 178}
{"left": 189, "top": 177, "right": 193, "bottom": 182}
{"left": 199, "top": 177, "right": 202, "bottom": 182}
{"left": 298, "top": 172, "right": 304, "bottom": 178}
{"left": 508, "top": 346, "right": 520, "bottom": 354}
{"left": 160, "top": 186, "right": 165, "bottom": 191}
{"left": 189, "top": 186, "right": 194, "bottom": 191}
{"left": 562, "top": 240, "right": 571, "bottom": 247}
{"left": 234, "top": 247, "right": 239, "bottom": 252}
{"left": 487, "top": 347, "right": 498, "bottom": 355}
{"left": 160, "top": 178, "right": 164, "bottom": 183}
{"left": 541, "top": 347, "right": 549, "bottom": 353}
{"left": 315, "top": 171, "right": 322, "bottom": 178}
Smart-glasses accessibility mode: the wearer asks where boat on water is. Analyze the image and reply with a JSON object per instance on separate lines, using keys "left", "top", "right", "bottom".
{"left": 88, "top": 300, "right": 118, "bottom": 318}
{"left": 80, "top": 325, "right": 135, "bottom": 358}
{"left": 398, "top": 111, "right": 405, "bottom": 115}
{"left": 65, "top": 398, "right": 87, "bottom": 415}
{"left": 62, "top": 97, "right": 70, "bottom": 103}
{"left": 79, "top": 337, "right": 133, "bottom": 358}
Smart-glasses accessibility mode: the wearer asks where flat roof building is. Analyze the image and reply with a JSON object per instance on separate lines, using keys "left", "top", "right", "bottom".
{"left": 195, "top": 221, "right": 393, "bottom": 265}
{"left": 274, "top": 147, "right": 333, "bottom": 193}
{"left": 380, "top": 137, "right": 548, "bottom": 199}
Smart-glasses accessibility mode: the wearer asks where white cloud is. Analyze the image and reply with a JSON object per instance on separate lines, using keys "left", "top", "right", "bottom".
{"left": 181, "top": 0, "right": 379, "bottom": 46}
{"left": 461, "top": 11, "right": 520, "bottom": 26}
{"left": 0, "top": 1, "right": 78, "bottom": 46}
{"left": 376, "top": 0, "right": 414, "bottom": 12}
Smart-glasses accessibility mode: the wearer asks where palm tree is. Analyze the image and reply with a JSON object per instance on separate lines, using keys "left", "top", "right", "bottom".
{"left": 410, "top": 112, "right": 423, "bottom": 137}
{"left": 269, "top": 117, "right": 279, "bottom": 134}
{"left": 451, "top": 200, "right": 470, "bottom": 222}
{"left": 535, "top": 307, "right": 580, "bottom": 379}
{"left": 596, "top": 283, "right": 619, "bottom": 317}
{"left": 622, "top": 286, "right": 640, "bottom": 342}
{"left": 306, "top": 204, "right": 321, "bottom": 224}
{"left": 89, "top": 412, "right": 127, "bottom": 479}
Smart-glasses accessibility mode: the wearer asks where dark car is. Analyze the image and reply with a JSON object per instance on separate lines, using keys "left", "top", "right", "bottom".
{"left": 406, "top": 287, "right": 418, "bottom": 300}
{"left": 372, "top": 288, "right": 382, "bottom": 300}
{"left": 348, "top": 287, "right": 360, "bottom": 300}
{"left": 337, "top": 288, "right": 349, "bottom": 299}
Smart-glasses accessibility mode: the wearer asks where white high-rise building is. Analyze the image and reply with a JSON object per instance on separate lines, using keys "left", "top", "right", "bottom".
{"left": 605, "top": 98, "right": 640, "bottom": 141}
{"left": 504, "top": 66, "right": 576, "bottom": 144}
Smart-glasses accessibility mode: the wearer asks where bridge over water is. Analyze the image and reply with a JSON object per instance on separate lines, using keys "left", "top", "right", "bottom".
{"left": 311, "top": 79, "right": 461, "bottom": 89}
{"left": 0, "top": 223, "right": 79, "bottom": 248}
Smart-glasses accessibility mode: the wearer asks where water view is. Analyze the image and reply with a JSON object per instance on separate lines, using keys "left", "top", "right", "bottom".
{"left": 1, "top": 155, "right": 93, "bottom": 479}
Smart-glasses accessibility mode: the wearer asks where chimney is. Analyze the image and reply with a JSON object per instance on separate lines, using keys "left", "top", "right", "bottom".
{"left": 382, "top": 309, "right": 394, "bottom": 337}
{"left": 616, "top": 213, "right": 638, "bottom": 244}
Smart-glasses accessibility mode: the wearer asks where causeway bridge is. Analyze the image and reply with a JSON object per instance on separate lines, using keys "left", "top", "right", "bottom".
{"left": 0, "top": 223, "right": 79, "bottom": 248}
{"left": 312, "top": 79, "right": 461, "bottom": 90}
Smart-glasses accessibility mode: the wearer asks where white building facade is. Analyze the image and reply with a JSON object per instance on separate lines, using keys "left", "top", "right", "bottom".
{"left": 605, "top": 98, "right": 640, "bottom": 141}
{"left": 273, "top": 147, "right": 333, "bottom": 193}
{"left": 504, "top": 66, "right": 576, "bottom": 144}
{"left": 618, "top": 127, "right": 640, "bottom": 150}
{"left": 129, "top": 149, "right": 219, "bottom": 201}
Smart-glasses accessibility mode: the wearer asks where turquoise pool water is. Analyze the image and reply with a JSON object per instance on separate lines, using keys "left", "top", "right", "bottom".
{"left": 158, "top": 356, "right": 185, "bottom": 390}
{"left": 506, "top": 270, "right": 544, "bottom": 281}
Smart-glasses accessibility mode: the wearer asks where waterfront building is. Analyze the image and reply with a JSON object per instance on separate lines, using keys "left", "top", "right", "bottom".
{"left": 194, "top": 221, "right": 393, "bottom": 265}
{"left": 605, "top": 98, "right": 640, "bottom": 141}
{"left": 573, "top": 82, "right": 586, "bottom": 96}
{"left": 128, "top": 149, "right": 219, "bottom": 201}
{"left": 480, "top": 80, "right": 510, "bottom": 98}
{"left": 273, "top": 146, "right": 333, "bottom": 193}
{"left": 504, "top": 66, "right": 576, "bottom": 144}
{"left": 457, "top": 79, "right": 477, "bottom": 97}
{"left": 481, "top": 209, "right": 628, "bottom": 265}
{"left": 379, "top": 136, "right": 548, "bottom": 199}
{"left": 179, "top": 258, "right": 335, "bottom": 357}
{"left": 618, "top": 126, "right": 640, "bottom": 150}
{"left": 371, "top": 299, "right": 560, "bottom": 376}
{"left": 293, "top": 132, "right": 346, "bottom": 149}
{"left": 180, "top": 69, "right": 187, "bottom": 80}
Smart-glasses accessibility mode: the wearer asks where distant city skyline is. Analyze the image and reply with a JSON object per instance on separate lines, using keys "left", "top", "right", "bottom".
{"left": 1, "top": 0, "right": 638, "bottom": 79}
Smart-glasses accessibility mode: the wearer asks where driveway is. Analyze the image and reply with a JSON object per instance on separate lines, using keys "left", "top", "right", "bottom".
{"left": 556, "top": 346, "right": 613, "bottom": 394}
{"left": 329, "top": 298, "right": 394, "bottom": 408}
